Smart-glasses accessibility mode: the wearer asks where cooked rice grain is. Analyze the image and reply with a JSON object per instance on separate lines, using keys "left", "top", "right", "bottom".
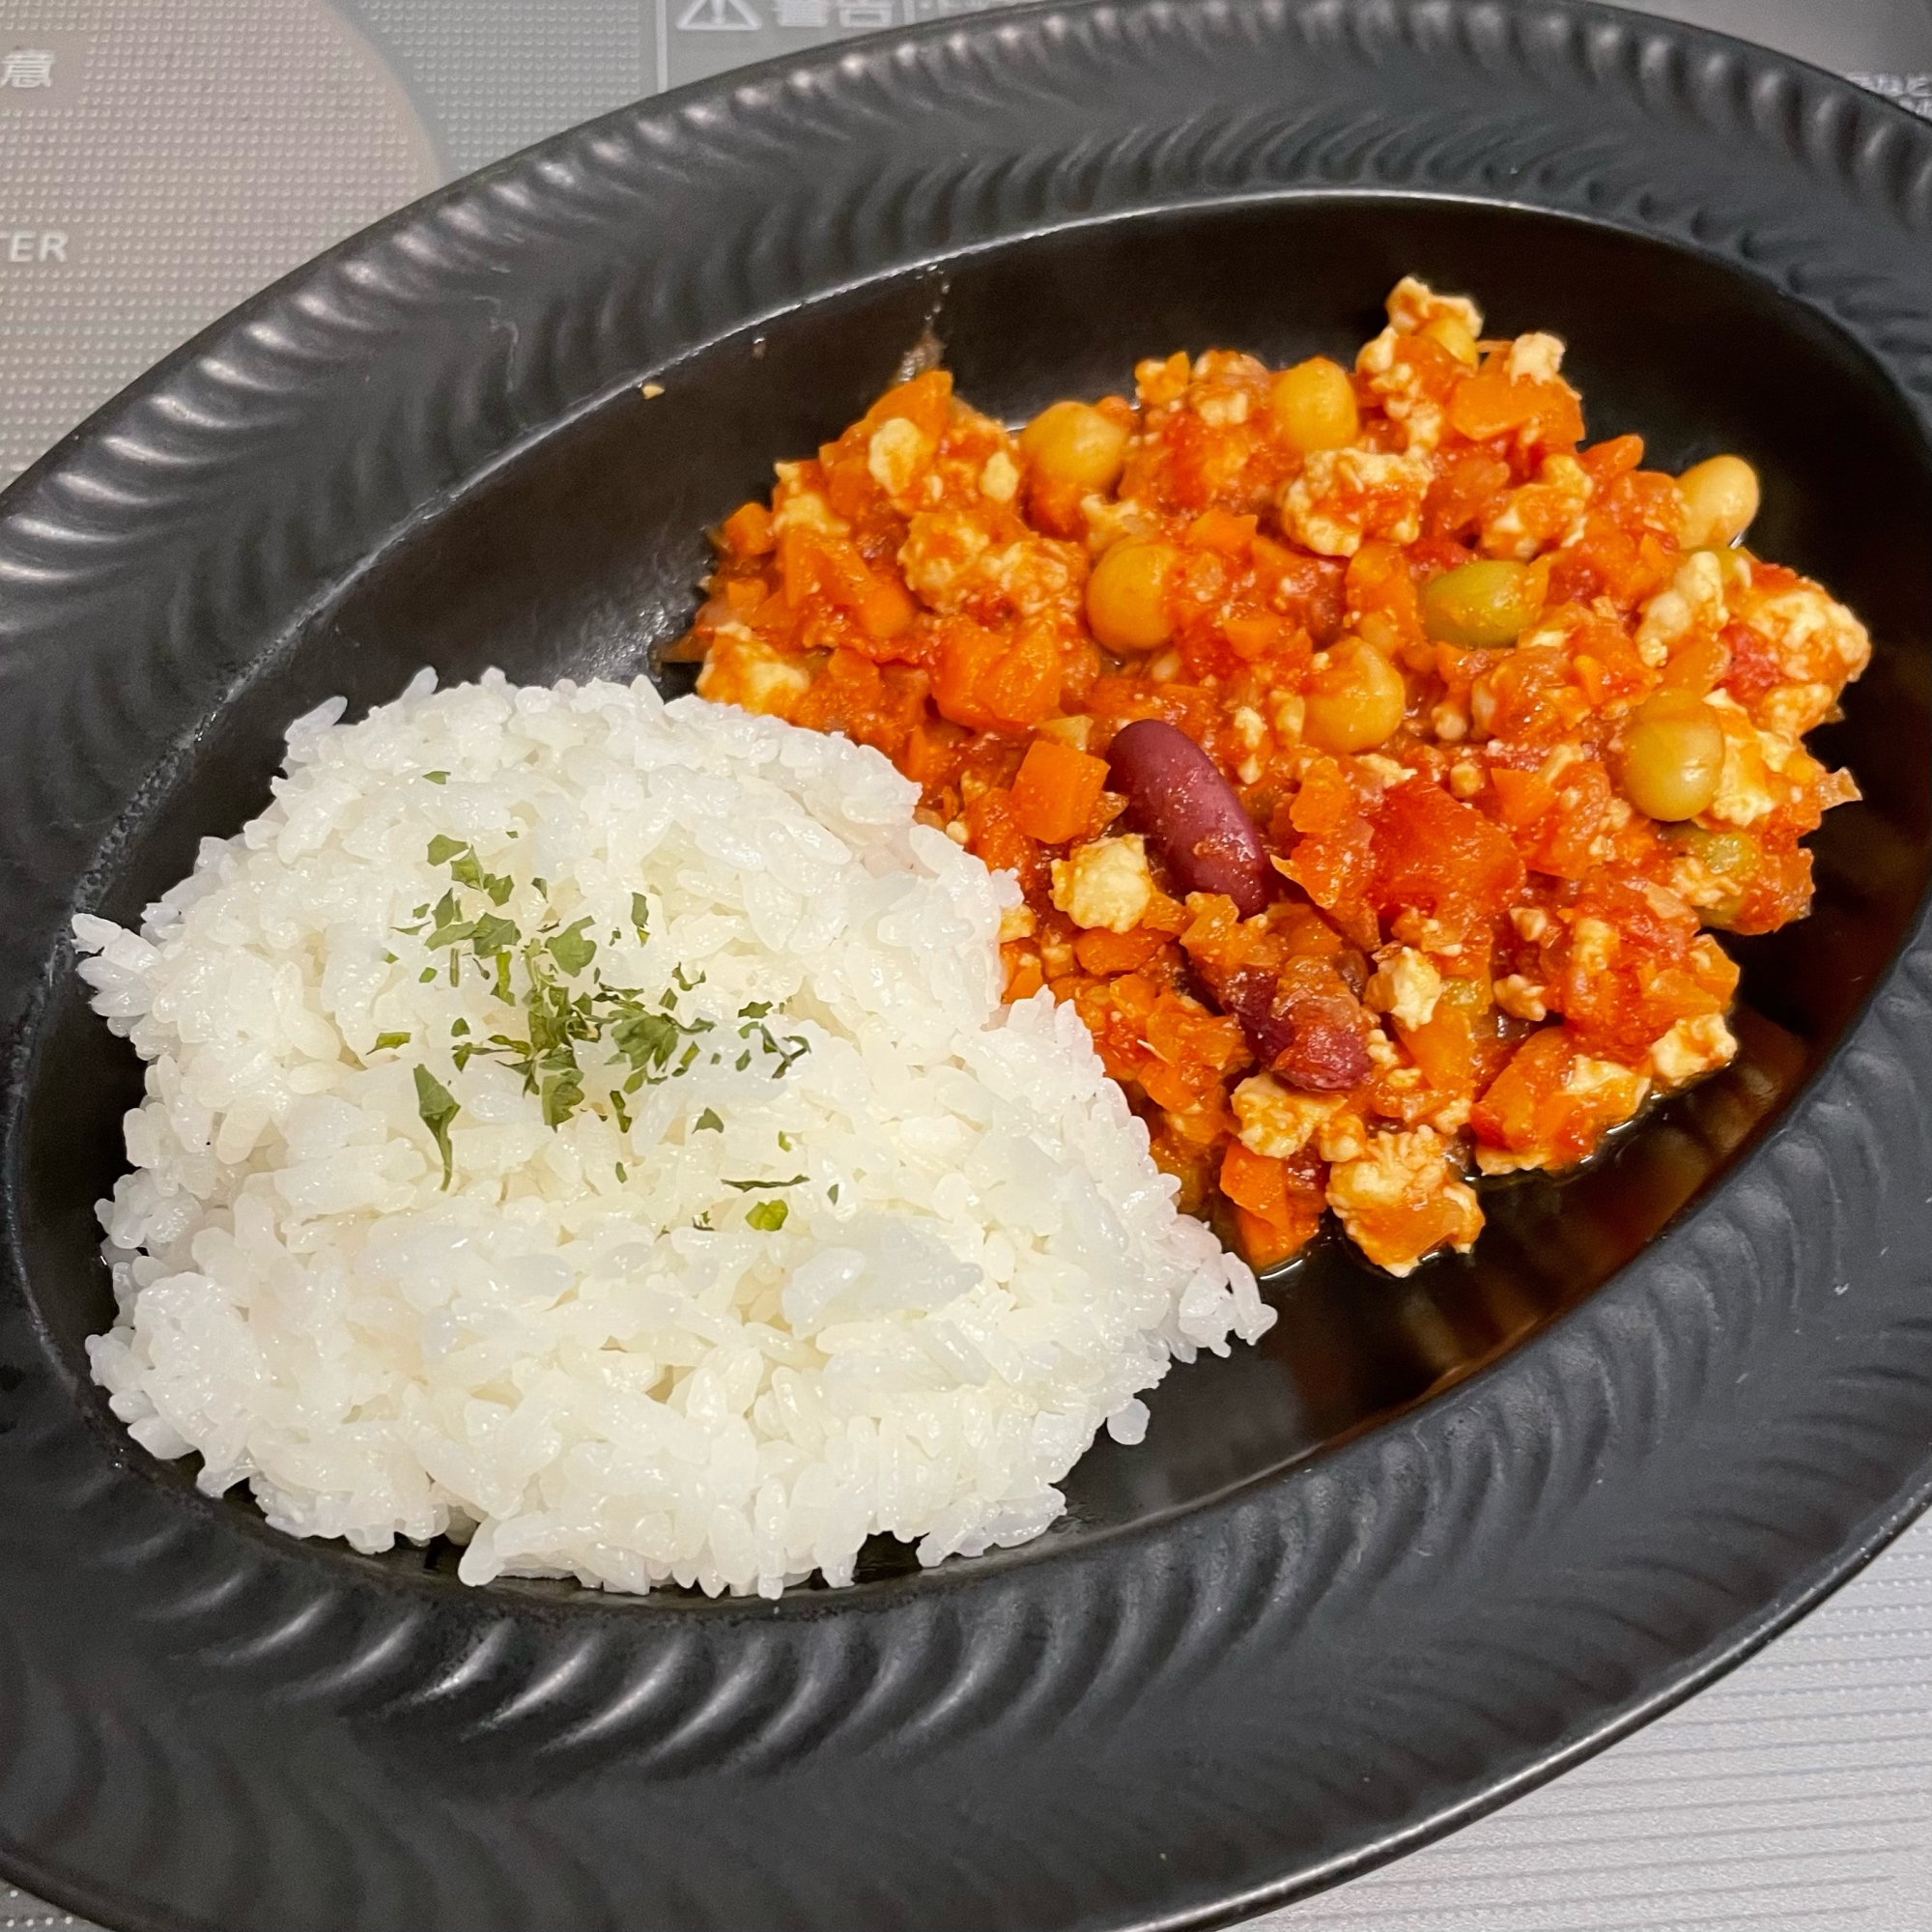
{"left": 74, "top": 671, "right": 1270, "bottom": 1597}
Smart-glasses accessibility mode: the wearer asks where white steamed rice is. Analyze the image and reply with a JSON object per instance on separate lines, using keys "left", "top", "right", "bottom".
{"left": 74, "top": 670, "right": 1271, "bottom": 1597}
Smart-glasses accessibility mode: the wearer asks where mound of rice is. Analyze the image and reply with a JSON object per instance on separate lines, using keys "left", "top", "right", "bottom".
{"left": 74, "top": 671, "right": 1271, "bottom": 1597}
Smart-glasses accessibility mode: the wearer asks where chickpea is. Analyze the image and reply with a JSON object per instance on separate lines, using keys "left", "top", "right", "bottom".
{"left": 1618, "top": 691, "right": 1726, "bottom": 821}
{"left": 1420, "top": 313, "right": 1480, "bottom": 367}
{"left": 1304, "top": 639, "right": 1407, "bottom": 753}
{"left": 1086, "top": 540, "right": 1180, "bottom": 652}
{"left": 1673, "top": 826, "right": 1758, "bottom": 882}
{"left": 1677, "top": 454, "right": 1760, "bottom": 549}
{"left": 1269, "top": 356, "right": 1360, "bottom": 454}
{"left": 1020, "top": 400, "right": 1130, "bottom": 497}
{"left": 1421, "top": 558, "right": 1545, "bottom": 650}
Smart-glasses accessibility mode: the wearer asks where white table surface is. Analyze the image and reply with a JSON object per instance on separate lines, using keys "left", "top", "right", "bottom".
{"left": 3, "top": 3, "right": 1928, "bottom": 1926}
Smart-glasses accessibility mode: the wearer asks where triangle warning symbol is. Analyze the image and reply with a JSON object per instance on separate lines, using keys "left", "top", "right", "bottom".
{"left": 676, "top": 0, "right": 760, "bottom": 27}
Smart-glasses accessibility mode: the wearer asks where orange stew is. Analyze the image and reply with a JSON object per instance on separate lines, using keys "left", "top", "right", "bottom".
{"left": 684, "top": 276, "right": 1868, "bottom": 1276}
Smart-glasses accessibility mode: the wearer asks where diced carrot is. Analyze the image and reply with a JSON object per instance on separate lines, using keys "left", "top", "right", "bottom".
{"left": 1009, "top": 737, "right": 1110, "bottom": 843}
{"left": 1399, "top": 1002, "right": 1475, "bottom": 1093}
{"left": 1579, "top": 433, "right": 1645, "bottom": 484}
{"left": 932, "top": 619, "right": 1061, "bottom": 735}
{"left": 1235, "top": 1206, "right": 1308, "bottom": 1271}
{"left": 724, "top": 576, "right": 766, "bottom": 611}
{"left": 1001, "top": 943, "right": 1045, "bottom": 1002}
{"left": 1448, "top": 365, "right": 1585, "bottom": 449}
{"left": 1072, "top": 926, "right": 1167, "bottom": 976}
{"left": 1185, "top": 508, "right": 1258, "bottom": 555}
{"left": 1219, "top": 1139, "right": 1290, "bottom": 1220}
{"left": 1223, "top": 1141, "right": 1322, "bottom": 1266}
{"left": 861, "top": 368, "right": 952, "bottom": 439}
{"left": 719, "top": 501, "right": 775, "bottom": 556}
{"left": 1223, "top": 611, "right": 1290, "bottom": 661}
{"left": 961, "top": 786, "right": 1043, "bottom": 890}
{"left": 1488, "top": 765, "right": 1554, "bottom": 828}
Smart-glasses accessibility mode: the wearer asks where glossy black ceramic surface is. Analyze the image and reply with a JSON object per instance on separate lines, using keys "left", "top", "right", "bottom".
{"left": 0, "top": 5, "right": 1926, "bottom": 1929}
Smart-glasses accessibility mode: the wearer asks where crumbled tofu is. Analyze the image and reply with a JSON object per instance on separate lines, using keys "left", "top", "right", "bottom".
{"left": 1316, "top": 1110, "right": 1370, "bottom": 1165}
{"left": 979, "top": 537, "right": 1085, "bottom": 619}
{"left": 1325, "top": 1126, "right": 1484, "bottom": 1277}
{"left": 1037, "top": 923, "right": 1075, "bottom": 977}
{"left": 1648, "top": 1013, "right": 1737, "bottom": 1089}
{"left": 694, "top": 626, "right": 810, "bottom": 718}
{"left": 867, "top": 416, "right": 933, "bottom": 498}
{"left": 1281, "top": 448, "right": 1433, "bottom": 557}
{"left": 769, "top": 464, "right": 851, "bottom": 537}
{"left": 1705, "top": 711, "right": 1779, "bottom": 828}
{"left": 1742, "top": 584, "right": 1871, "bottom": 685}
{"left": 1492, "top": 974, "right": 1548, "bottom": 1022}
{"left": 1194, "top": 388, "right": 1251, "bottom": 427}
{"left": 897, "top": 509, "right": 991, "bottom": 609}
{"left": 1370, "top": 948, "right": 1443, "bottom": 1032}
{"left": 1511, "top": 906, "right": 1551, "bottom": 944}
{"left": 1474, "top": 1144, "right": 1545, "bottom": 1177}
{"left": 1271, "top": 693, "right": 1306, "bottom": 743}
{"left": 1365, "top": 1026, "right": 1401, "bottom": 1069}
{"left": 1668, "top": 854, "right": 1731, "bottom": 910}
{"left": 1050, "top": 835, "right": 1153, "bottom": 933}
{"left": 1536, "top": 742, "right": 1589, "bottom": 787}
{"left": 1232, "top": 1074, "right": 1343, "bottom": 1160}
{"left": 1356, "top": 327, "right": 1447, "bottom": 454}
{"left": 1034, "top": 713, "right": 1094, "bottom": 752}
{"left": 979, "top": 448, "right": 1020, "bottom": 503}
{"left": 997, "top": 904, "right": 1037, "bottom": 943}
{"left": 1357, "top": 327, "right": 1401, "bottom": 376}
{"left": 1640, "top": 881, "right": 1693, "bottom": 923}
{"left": 1634, "top": 549, "right": 1729, "bottom": 668}
{"left": 1481, "top": 453, "right": 1592, "bottom": 561}
{"left": 1080, "top": 494, "right": 1157, "bottom": 556}
{"left": 1233, "top": 705, "right": 1267, "bottom": 751}
{"left": 1448, "top": 758, "right": 1483, "bottom": 798}
{"left": 1388, "top": 911, "right": 1463, "bottom": 956}
{"left": 1435, "top": 699, "right": 1470, "bottom": 744}
{"left": 1506, "top": 331, "right": 1567, "bottom": 384}
{"left": 1569, "top": 916, "right": 1619, "bottom": 977}
{"left": 1565, "top": 1054, "right": 1649, "bottom": 1119}
{"left": 1385, "top": 275, "right": 1484, "bottom": 339}
{"left": 1757, "top": 680, "right": 1836, "bottom": 738}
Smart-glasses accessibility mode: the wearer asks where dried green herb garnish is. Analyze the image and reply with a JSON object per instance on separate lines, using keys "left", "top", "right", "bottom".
{"left": 399, "top": 839, "right": 810, "bottom": 1141}
{"left": 413, "top": 1065, "right": 459, "bottom": 1189}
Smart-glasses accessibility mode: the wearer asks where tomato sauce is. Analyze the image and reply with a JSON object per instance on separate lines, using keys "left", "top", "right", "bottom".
{"left": 683, "top": 277, "right": 1867, "bottom": 1276}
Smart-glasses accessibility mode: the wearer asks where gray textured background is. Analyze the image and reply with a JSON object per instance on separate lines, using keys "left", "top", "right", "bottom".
{"left": 2, "top": 2, "right": 1928, "bottom": 1925}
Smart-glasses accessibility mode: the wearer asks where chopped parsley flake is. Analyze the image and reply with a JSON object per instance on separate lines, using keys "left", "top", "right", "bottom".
{"left": 412, "top": 1065, "right": 459, "bottom": 1189}
{"left": 400, "top": 848, "right": 810, "bottom": 1138}
{"left": 695, "top": 1108, "right": 724, "bottom": 1132}
{"left": 546, "top": 918, "right": 598, "bottom": 976}
{"left": 746, "top": 1199, "right": 789, "bottom": 1233}
{"left": 372, "top": 1031, "right": 411, "bottom": 1051}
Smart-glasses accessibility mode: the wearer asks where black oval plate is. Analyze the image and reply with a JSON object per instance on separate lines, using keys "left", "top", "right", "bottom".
{"left": 1, "top": 5, "right": 1928, "bottom": 1929}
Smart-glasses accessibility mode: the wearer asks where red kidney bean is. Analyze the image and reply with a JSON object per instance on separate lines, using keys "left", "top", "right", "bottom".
{"left": 1222, "top": 967, "right": 1373, "bottom": 1093}
{"left": 1105, "top": 718, "right": 1273, "bottom": 917}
